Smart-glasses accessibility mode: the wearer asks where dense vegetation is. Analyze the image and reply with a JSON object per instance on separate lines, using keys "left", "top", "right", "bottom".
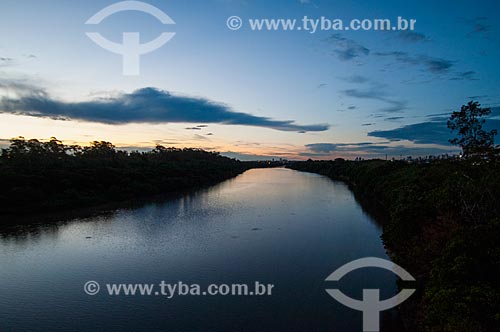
{"left": 0, "top": 137, "right": 270, "bottom": 216}
{"left": 289, "top": 100, "right": 500, "bottom": 332}
{"left": 292, "top": 102, "right": 500, "bottom": 332}
{"left": 2, "top": 101, "right": 498, "bottom": 329}
{"left": 289, "top": 158, "right": 500, "bottom": 331}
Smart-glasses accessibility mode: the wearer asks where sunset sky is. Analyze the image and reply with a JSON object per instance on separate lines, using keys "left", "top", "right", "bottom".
{"left": 1, "top": 0, "right": 499, "bottom": 160}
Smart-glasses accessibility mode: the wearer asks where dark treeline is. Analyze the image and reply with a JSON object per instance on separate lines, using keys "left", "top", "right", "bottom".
{"left": 289, "top": 159, "right": 500, "bottom": 331}
{"left": 289, "top": 101, "right": 500, "bottom": 332}
{"left": 0, "top": 137, "right": 275, "bottom": 216}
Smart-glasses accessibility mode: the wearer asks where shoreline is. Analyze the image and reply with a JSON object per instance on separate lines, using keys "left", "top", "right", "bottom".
{"left": 288, "top": 159, "right": 500, "bottom": 332}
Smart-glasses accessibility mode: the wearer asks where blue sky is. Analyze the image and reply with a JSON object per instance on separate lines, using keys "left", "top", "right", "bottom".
{"left": 0, "top": 0, "right": 499, "bottom": 159}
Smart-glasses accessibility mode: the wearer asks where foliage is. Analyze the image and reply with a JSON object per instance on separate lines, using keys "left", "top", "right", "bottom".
{"left": 289, "top": 159, "right": 500, "bottom": 332}
{"left": 0, "top": 137, "right": 258, "bottom": 216}
{"left": 448, "top": 101, "right": 497, "bottom": 158}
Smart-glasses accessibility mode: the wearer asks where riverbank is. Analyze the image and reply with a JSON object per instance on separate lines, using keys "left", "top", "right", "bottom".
{"left": 0, "top": 167, "right": 401, "bottom": 332}
{"left": 289, "top": 159, "right": 500, "bottom": 332}
{"left": 0, "top": 138, "right": 282, "bottom": 218}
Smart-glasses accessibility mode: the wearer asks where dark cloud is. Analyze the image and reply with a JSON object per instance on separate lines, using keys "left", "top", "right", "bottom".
{"left": 305, "top": 143, "right": 338, "bottom": 153}
{"left": 423, "top": 56, "right": 454, "bottom": 74}
{"left": 379, "top": 100, "right": 408, "bottom": 113}
{"left": 425, "top": 112, "right": 452, "bottom": 120}
{"left": 339, "top": 76, "right": 407, "bottom": 112}
{"left": 0, "top": 57, "right": 13, "bottom": 67}
{"left": 368, "top": 121, "right": 451, "bottom": 144}
{"left": 397, "top": 31, "right": 430, "bottom": 42}
{"left": 303, "top": 142, "right": 456, "bottom": 158}
{"left": 463, "top": 17, "right": 491, "bottom": 37}
{"left": 305, "top": 142, "right": 374, "bottom": 153}
{"left": 369, "top": 108, "right": 500, "bottom": 145}
{"left": 299, "top": 152, "right": 333, "bottom": 158}
{"left": 327, "top": 34, "right": 370, "bottom": 61}
{"left": 343, "top": 88, "right": 407, "bottom": 113}
{"left": 374, "top": 52, "right": 454, "bottom": 74}
{"left": 449, "top": 71, "right": 479, "bottom": 81}
{"left": 317, "top": 83, "right": 328, "bottom": 89}
{"left": 362, "top": 123, "right": 374, "bottom": 126}
{"left": 0, "top": 83, "right": 329, "bottom": 133}
{"left": 0, "top": 55, "right": 37, "bottom": 67}
{"left": 467, "top": 95, "right": 489, "bottom": 100}
{"left": 385, "top": 116, "right": 405, "bottom": 121}
{"left": 185, "top": 127, "right": 202, "bottom": 130}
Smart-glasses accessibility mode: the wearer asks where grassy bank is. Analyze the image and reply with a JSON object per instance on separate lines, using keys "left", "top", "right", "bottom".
{"left": 289, "top": 159, "right": 500, "bottom": 332}
{"left": 0, "top": 137, "right": 277, "bottom": 217}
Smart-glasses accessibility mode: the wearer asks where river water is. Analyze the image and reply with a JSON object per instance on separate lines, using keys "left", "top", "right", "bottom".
{"left": 0, "top": 168, "right": 400, "bottom": 331}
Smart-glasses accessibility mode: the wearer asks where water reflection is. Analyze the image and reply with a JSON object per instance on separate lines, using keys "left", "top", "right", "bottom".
{"left": 0, "top": 168, "right": 400, "bottom": 332}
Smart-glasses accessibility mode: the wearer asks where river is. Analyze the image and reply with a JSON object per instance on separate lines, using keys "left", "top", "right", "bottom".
{"left": 0, "top": 168, "right": 400, "bottom": 331}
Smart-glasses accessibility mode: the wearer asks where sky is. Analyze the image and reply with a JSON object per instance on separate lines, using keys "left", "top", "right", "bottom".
{"left": 0, "top": 0, "right": 499, "bottom": 160}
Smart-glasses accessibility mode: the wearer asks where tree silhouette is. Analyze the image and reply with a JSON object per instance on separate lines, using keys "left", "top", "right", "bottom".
{"left": 0, "top": 137, "right": 281, "bottom": 215}
{"left": 83, "top": 141, "right": 117, "bottom": 157}
{"left": 447, "top": 101, "right": 497, "bottom": 158}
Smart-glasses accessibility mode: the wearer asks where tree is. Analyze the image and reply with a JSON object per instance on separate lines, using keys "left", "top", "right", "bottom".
{"left": 43, "top": 137, "right": 66, "bottom": 155}
{"left": 83, "top": 141, "right": 116, "bottom": 157}
{"left": 447, "top": 101, "right": 497, "bottom": 158}
{"left": 2, "top": 137, "right": 28, "bottom": 158}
